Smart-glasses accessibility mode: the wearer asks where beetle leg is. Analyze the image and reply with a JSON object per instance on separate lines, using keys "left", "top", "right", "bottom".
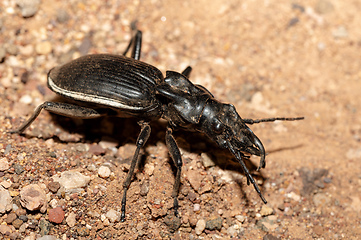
{"left": 181, "top": 66, "right": 192, "bottom": 78}
{"left": 165, "top": 126, "right": 183, "bottom": 217}
{"left": 121, "top": 121, "right": 151, "bottom": 222}
{"left": 226, "top": 141, "right": 267, "bottom": 204}
{"left": 10, "top": 101, "right": 103, "bottom": 134}
{"left": 123, "top": 30, "right": 142, "bottom": 60}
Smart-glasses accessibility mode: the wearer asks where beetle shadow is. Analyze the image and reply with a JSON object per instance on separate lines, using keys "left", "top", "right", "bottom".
{"left": 46, "top": 113, "right": 265, "bottom": 205}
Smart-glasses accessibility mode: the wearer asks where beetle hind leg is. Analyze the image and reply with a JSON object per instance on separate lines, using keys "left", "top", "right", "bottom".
{"left": 120, "top": 122, "right": 151, "bottom": 222}
{"left": 10, "top": 101, "right": 103, "bottom": 134}
{"left": 165, "top": 126, "right": 183, "bottom": 217}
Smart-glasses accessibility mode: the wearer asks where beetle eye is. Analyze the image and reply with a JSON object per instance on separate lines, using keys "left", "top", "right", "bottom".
{"left": 212, "top": 121, "right": 224, "bottom": 134}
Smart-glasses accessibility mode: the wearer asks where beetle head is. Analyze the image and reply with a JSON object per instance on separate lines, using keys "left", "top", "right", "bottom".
{"left": 199, "top": 100, "right": 266, "bottom": 170}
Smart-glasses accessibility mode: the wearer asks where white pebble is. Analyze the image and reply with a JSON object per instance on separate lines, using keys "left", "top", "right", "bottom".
{"left": 98, "top": 166, "right": 111, "bottom": 178}
{"left": 195, "top": 219, "right": 206, "bottom": 235}
{"left": 105, "top": 209, "right": 121, "bottom": 223}
{"left": 193, "top": 203, "right": 200, "bottom": 212}
{"left": 19, "top": 95, "right": 33, "bottom": 104}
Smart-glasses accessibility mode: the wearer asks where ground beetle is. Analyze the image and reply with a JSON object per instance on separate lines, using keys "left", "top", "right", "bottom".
{"left": 11, "top": 30, "right": 303, "bottom": 221}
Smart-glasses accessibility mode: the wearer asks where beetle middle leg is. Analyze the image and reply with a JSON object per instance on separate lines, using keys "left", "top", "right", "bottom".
{"left": 10, "top": 101, "right": 103, "bottom": 134}
{"left": 121, "top": 121, "right": 151, "bottom": 222}
{"left": 165, "top": 126, "right": 183, "bottom": 217}
{"left": 123, "top": 30, "right": 142, "bottom": 60}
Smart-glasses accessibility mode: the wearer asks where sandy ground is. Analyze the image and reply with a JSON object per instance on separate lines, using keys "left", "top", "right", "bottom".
{"left": 1, "top": 0, "right": 361, "bottom": 239}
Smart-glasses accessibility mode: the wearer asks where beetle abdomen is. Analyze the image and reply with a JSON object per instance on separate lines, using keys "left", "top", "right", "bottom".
{"left": 48, "top": 54, "right": 163, "bottom": 113}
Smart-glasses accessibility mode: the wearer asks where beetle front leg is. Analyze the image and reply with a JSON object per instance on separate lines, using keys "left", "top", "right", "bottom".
{"left": 165, "top": 126, "right": 183, "bottom": 217}
{"left": 121, "top": 121, "right": 151, "bottom": 222}
{"left": 10, "top": 101, "right": 103, "bottom": 134}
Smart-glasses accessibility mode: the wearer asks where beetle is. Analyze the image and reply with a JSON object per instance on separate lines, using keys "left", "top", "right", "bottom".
{"left": 11, "top": 30, "right": 303, "bottom": 221}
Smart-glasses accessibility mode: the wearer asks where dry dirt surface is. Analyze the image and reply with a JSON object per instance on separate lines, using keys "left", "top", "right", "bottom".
{"left": 1, "top": 0, "right": 361, "bottom": 239}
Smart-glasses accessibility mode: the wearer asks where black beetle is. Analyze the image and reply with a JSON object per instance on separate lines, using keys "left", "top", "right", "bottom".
{"left": 11, "top": 30, "right": 303, "bottom": 221}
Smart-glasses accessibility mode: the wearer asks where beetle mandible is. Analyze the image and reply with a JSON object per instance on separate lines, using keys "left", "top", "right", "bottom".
{"left": 11, "top": 30, "right": 303, "bottom": 221}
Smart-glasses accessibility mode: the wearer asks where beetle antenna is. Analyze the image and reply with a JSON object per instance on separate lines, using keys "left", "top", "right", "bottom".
{"left": 243, "top": 117, "right": 304, "bottom": 124}
{"left": 227, "top": 141, "right": 267, "bottom": 204}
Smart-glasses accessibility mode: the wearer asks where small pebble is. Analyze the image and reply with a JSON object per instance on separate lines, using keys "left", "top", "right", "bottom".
{"left": 13, "top": 164, "right": 24, "bottom": 175}
{"left": 56, "top": 9, "right": 70, "bottom": 23}
{"left": 53, "top": 170, "right": 91, "bottom": 191}
{"left": 37, "top": 235, "right": 58, "bottom": 240}
{"left": 20, "top": 184, "right": 47, "bottom": 212}
{"left": 105, "top": 209, "right": 121, "bottom": 223}
{"left": 0, "top": 187, "right": 13, "bottom": 213}
{"left": 323, "top": 177, "right": 332, "bottom": 183}
{"left": 48, "top": 207, "right": 65, "bottom": 224}
{"left": 39, "top": 219, "right": 51, "bottom": 236}
{"left": 77, "top": 226, "right": 90, "bottom": 236}
{"left": 49, "top": 199, "right": 58, "bottom": 209}
{"left": 66, "top": 212, "right": 77, "bottom": 227}
{"left": 201, "top": 152, "right": 215, "bottom": 168}
{"left": 195, "top": 219, "right": 206, "bottom": 235}
{"left": 19, "top": 95, "right": 32, "bottom": 104}
{"left": 260, "top": 205, "right": 274, "bottom": 216}
{"left": 164, "top": 215, "right": 181, "bottom": 233}
{"left": 1, "top": 180, "right": 12, "bottom": 189}
{"left": 19, "top": 223, "right": 27, "bottom": 233}
{"left": 47, "top": 182, "right": 60, "bottom": 193}
{"left": 18, "top": 215, "right": 28, "bottom": 222}
{"left": 139, "top": 180, "right": 150, "bottom": 196}
{"left": 333, "top": 26, "right": 348, "bottom": 39}
{"left": 205, "top": 217, "right": 222, "bottom": 231}
{"left": 193, "top": 203, "right": 200, "bottom": 212}
{"left": 263, "top": 233, "right": 281, "bottom": 240}
{"left": 313, "top": 193, "right": 330, "bottom": 207}
{"left": 12, "top": 218, "right": 23, "bottom": 229}
{"left": 98, "top": 166, "right": 111, "bottom": 178}
{"left": 35, "top": 41, "right": 52, "bottom": 55}
{"left": 0, "top": 225, "right": 12, "bottom": 235}
{"left": 6, "top": 212, "right": 17, "bottom": 224}
{"left": 16, "top": 0, "right": 41, "bottom": 17}
{"left": 235, "top": 215, "right": 246, "bottom": 223}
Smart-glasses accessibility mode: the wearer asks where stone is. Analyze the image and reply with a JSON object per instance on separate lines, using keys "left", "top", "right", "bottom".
{"left": 0, "top": 187, "right": 13, "bottom": 213}
{"left": 47, "top": 182, "right": 60, "bottom": 193}
{"left": 37, "top": 235, "right": 58, "bottom": 240}
{"left": 35, "top": 41, "right": 52, "bottom": 55}
{"left": 0, "top": 157, "right": 10, "bottom": 171}
{"left": 195, "top": 219, "right": 206, "bottom": 235}
{"left": 105, "top": 209, "right": 120, "bottom": 223}
{"left": 15, "top": 0, "right": 41, "bottom": 17}
{"left": 39, "top": 219, "right": 51, "bottom": 236}
{"left": 20, "top": 184, "right": 47, "bottom": 212}
{"left": 260, "top": 205, "right": 274, "bottom": 216}
{"left": 164, "top": 215, "right": 181, "bottom": 233}
{"left": 0, "top": 224, "right": 12, "bottom": 235}
{"left": 52, "top": 170, "right": 91, "bottom": 192}
{"left": 48, "top": 207, "right": 65, "bottom": 224}
{"left": 313, "top": 193, "right": 331, "bottom": 207}
{"left": 66, "top": 212, "right": 77, "bottom": 227}
{"left": 12, "top": 218, "right": 23, "bottom": 229}
{"left": 6, "top": 212, "right": 17, "bottom": 224}
{"left": 205, "top": 217, "right": 222, "bottom": 231}
{"left": 98, "top": 166, "right": 111, "bottom": 178}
